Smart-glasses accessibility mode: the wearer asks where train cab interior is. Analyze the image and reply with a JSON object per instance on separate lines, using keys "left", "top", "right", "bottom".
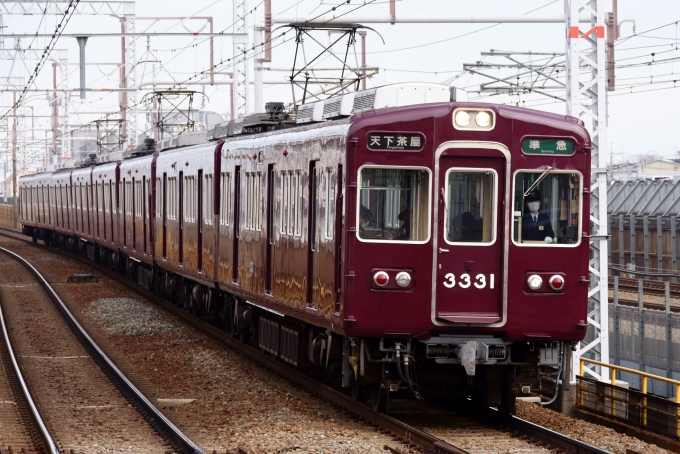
{"left": 512, "top": 170, "right": 582, "bottom": 245}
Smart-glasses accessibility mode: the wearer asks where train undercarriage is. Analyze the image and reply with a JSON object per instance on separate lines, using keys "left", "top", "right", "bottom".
{"left": 32, "top": 228, "right": 568, "bottom": 415}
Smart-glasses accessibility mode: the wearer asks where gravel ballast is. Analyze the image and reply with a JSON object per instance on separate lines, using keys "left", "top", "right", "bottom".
{"left": 1, "top": 237, "right": 676, "bottom": 454}
{"left": 84, "top": 297, "right": 182, "bottom": 336}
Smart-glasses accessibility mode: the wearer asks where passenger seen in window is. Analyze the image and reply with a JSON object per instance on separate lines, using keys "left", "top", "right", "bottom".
{"left": 460, "top": 211, "right": 483, "bottom": 242}
{"left": 359, "top": 205, "right": 373, "bottom": 237}
{"left": 385, "top": 210, "right": 411, "bottom": 240}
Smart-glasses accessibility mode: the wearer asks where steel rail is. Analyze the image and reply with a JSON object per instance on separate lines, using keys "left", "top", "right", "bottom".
{"left": 501, "top": 413, "right": 612, "bottom": 454}
{"left": 90, "top": 250, "right": 615, "bottom": 454}
{"left": 611, "top": 277, "right": 680, "bottom": 298}
{"left": 77, "top": 256, "right": 470, "bottom": 454}
{"left": 0, "top": 273, "right": 59, "bottom": 454}
{"left": 613, "top": 297, "right": 674, "bottom": 313}
{"left": 0, "top": 246, "right": 205, "bottom": 454}
{"left": 0, "top": 228, "right": 614, "bottom": 454}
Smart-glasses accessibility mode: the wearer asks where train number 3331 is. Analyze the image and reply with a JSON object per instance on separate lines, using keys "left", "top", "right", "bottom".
{"left": 443, "top": 273, "right": 495, "bottom": 289}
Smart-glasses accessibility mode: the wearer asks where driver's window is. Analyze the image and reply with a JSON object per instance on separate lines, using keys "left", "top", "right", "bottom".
{"left": 513, "top": 171, "right": 581, "bottom": 246}
{"left": 445, "top": 170, "right": 496, "bottom": 244}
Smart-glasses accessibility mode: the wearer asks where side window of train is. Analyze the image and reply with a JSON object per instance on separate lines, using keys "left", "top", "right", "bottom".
{"left": 325, "top": 168, "right": 335, "bottom": 240}
{"left": 135, "top": 180, "right": 143, "bottom": 217}
{"left": 280, "top": 170, "right": 302, "bottom": 236}
{"left": 246, "top": 173, "right": 253, "bottom": 230}
{"left": 244, "top": 172, "right": 262, "bottom": 231}
{"left": 184, "top": 176, "right": 196, "bottom": 223}
{"left": 295, "top": 171, "right": 302, "bottom": 236}
{"left": 204, "top": 174, "right": 213, "bottom": 225}
{"left": 156, "top": 178, "right": 162, "bottom": 218}
{"left": 220, "top": 172, "right": 231, "bottom": 226}
{"left": 257, "top": 172, "right": 262, "bottom": 230}
{"left": 512, "top": 171, "right": 582, "bottom": 246}
{"left": 125, "top": 180, "right": 132, "bottom": 216}
{"left": 167, "top": 177, "right": 177, "bottom": 221}
{"left": 105, "top": 183, "right": 110, "bottom": 214}
{"left": 280, "top": 171, "right": 289, "bottom": 234}
{"left": 358, "top": 167, "right": 431, "bottom": 243}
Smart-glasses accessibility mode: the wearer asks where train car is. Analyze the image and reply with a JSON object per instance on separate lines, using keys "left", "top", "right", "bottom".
{"left": 118, "top": 155, "right": 155, "bottom": 278}
{"left": 18, "top": 173, "right": 38, "bottom": 236}
{"left": 30, "top": 172, "right": 54, "bottom": 237}
{"left": 70, "top": 166, "right": 96, "bottom": 256}
{"left": 91, "top": 162, "right": 120, "bottom": 266}
{"left": 20, "top": 83, "right": 591, "bottom": 414}
{"left": 51, "top": 170, "right": 73, "bottom": 245}
{"left": 155, "top": 144, "right": 220, "bottom": 295}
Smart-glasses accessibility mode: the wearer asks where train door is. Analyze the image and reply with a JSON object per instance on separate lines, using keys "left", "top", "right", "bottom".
{"left": 434, "top": 154, "right": 506, "bottom": 324}
{"left": 306, "top": 161, "right": 319, "bottom": 309}
{"left": 132, "top": 178, "right": 137, "bottom": 248}
{"left": 265, "top": 164, "right": 274, "bottom": 294}
{"left": 197, "top": 169, "right": 203, "bottom": 272}
{"left": 232, "top": 166, "right": 241, "bottom": 283}
{"left": 143, "top": 176, "right": 148, "bottom": 255}
{"left": 162, "top": 173, "right": 167, "bottom": 259}
{"left": 179, "top": 171, "right": 184, "bottom": 265}
{"left": 122, "top": 179, "right": 127, "bottom": 247}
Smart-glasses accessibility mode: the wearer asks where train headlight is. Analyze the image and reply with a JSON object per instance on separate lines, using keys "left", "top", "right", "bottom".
{"left": 527, "top": 274, "right": 543, "bottom": 291}
{"left": 475, "top": 111, "right": 492, "bottom": 128}
{"left": 373, "top": 271, "right": 389, "bottom": 287}
{"left": 454, "top": 110, "right": 471, "bottom": 127}
{"left": 549, "top": 275, "right": 565, "bottom": 291}
{"left": 395, "top": 271, "right": 411, "bottom": 288}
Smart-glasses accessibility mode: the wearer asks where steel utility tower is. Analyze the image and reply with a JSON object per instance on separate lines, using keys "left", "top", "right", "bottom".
{"left": 566, "top": 0, "right": 609, "bottom": 382}
{"left": 233, "top": 0, "right": 249, "bottom": 119}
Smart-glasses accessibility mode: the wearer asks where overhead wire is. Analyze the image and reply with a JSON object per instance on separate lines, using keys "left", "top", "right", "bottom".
{"left": 168, "top": 0, "right": 377, "bottom": 90}
{"left": 0, "top": 4, "right": 49, "bottom": 94}
{"left": 1, "top": 0, "right": 80, "bottom": 120}
{"left": 39, "top": 0, "right": 377, "bottom": 142}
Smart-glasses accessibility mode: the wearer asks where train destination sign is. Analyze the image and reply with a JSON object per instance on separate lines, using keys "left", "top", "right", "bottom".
{"left": 521, "top": 138, "right": 574, "bottom": 156}
{"left": 366, "top": 132, "right": 424, "bottom": 151}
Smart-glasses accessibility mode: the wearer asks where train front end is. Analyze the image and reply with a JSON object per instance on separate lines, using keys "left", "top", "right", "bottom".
{"left": 342, "top": 102, "right": 591, "bottom": 410}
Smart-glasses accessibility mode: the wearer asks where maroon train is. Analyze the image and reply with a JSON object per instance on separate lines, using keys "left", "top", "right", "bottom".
{"left": 19, "top": 84, "right": 591, "bottom": 412}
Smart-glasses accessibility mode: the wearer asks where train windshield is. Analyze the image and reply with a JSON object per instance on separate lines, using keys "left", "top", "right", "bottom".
{"left": 513, "top": 171, "right": 582, "bottom": 246}
{"left": 358, "top": 167, "right": 430, "bottom": 242}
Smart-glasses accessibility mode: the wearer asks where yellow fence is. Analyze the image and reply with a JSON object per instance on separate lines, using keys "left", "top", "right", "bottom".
{"left": 0, "top": 204, "right": 17, "bottom": 229}
{"left": 579, "top": 358, "right": 680, "bottom": 438}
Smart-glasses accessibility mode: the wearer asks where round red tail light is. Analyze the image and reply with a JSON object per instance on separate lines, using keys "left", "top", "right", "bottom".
{"left": 373, "top": 271, "right": 389, "bottom": 287}
{"left": 549, "top": 275, "right": 565, "bottom": 290}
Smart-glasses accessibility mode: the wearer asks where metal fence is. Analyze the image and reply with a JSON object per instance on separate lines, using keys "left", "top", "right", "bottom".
{"left": 608, "top": 180, "right": 680, "bottom": 281}
{"left": 577, "top": 375, "right": 680, "bottom": 440}
{"left": 601, "top": 277, "right": 680, "bottom": 399}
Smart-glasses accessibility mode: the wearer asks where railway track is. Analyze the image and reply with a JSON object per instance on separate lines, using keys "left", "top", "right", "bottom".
{"left": 0, "top": 244, "right": 203, "bottom": 454}
{"left": 611, "top": 276, "right": 680, "bottom": 298}
{"left": 0, "top": 229, "right": 612, "bottom": 454}
{"left": 0, "top": 270, "right": 58, "bottom": 453}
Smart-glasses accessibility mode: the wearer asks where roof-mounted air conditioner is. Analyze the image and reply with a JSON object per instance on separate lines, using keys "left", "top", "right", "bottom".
{"left": 296, "top": 101, "right": 324, "bottom": 124}
{"left": 322, "top": 93, "right": 356, "bottom": 120}
{"left": 371, "top": 83, "right": 450, "bottom": 110}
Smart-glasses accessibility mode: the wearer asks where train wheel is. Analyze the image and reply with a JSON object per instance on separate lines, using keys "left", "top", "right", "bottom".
{"left": 499, "top": 383, "right": 517, "bottom": 416}
{"left": 238, "top": 327, "right": 250, "bottom": 344}
{"left": 351, "top": 385, "right": 368, "bottom": 404}
{"left": 371, "top": 384, "right": 389, "bottom": 413}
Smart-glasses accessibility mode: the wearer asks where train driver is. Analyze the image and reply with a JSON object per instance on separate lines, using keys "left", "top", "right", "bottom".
{"left": 521, "top": 190, "right": 555, "bottom": 243}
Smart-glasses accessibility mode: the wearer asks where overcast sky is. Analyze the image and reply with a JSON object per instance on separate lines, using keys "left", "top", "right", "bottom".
{"left": 3, "top": 0, "right": 679, "bottom": 166}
